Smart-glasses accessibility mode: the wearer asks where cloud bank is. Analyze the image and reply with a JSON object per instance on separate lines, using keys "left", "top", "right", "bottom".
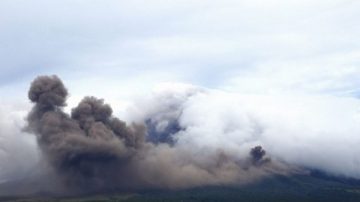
{"left": 129, "top": 82, "right": 360, "bottom": 179}
{"left": 1, "top": 75, "right": 360, "bottom": 195}
{"left": 13, "top": 75, "right": 280, "bottom": 194}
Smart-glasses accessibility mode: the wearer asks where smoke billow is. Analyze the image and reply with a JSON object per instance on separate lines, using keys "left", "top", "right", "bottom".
{"left": 26, "top": 75, "right": 147, "bottom": 192}
{"left": 25, "top": 75, "right": 288, "bottom": 193}
{"left": 250, "top": 146, "right": 270, "bottom": 166}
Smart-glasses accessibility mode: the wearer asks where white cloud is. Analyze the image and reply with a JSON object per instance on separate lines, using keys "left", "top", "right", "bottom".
{"left": 129, "top": 84, "right": 360, "bottom": 178}
{"left": 0, "top": 102, "right": 39, "bottom": 182}
{"left": 222, "top": 51, "right": 360, "bottom": 95}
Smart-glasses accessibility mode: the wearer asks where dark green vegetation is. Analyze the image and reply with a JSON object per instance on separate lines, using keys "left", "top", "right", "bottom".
{"left": 1, "top": 172, "right": 360, "bottom": 202}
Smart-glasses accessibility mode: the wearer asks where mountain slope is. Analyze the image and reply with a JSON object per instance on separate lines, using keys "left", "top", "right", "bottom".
{"left": 1, "top": 171, "right": 360, "bottom": 202}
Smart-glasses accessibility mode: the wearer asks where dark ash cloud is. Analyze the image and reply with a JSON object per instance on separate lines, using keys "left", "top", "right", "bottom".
{"left": 24, "top": 75, "right": 289, "bottom": 194}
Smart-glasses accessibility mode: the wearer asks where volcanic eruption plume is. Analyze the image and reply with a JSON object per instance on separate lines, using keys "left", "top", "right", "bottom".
{"left": 25, "top": 75, "right": 287, "bottom": 193}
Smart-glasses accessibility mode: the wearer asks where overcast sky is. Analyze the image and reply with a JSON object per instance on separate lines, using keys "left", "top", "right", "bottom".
{"left": 0, "top": 0, "right": 360, "bottom": 104}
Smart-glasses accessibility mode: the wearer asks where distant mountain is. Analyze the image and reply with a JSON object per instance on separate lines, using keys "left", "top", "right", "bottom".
{"left": 1, "top": 170, "right": 360, "bottom": 202}
{"left": 129, "top": 171, "right": 360, "bottom": 202}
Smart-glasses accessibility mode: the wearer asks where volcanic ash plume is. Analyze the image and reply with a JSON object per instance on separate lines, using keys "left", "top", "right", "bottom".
{"left": 26, "top": 75, "right": 145, "bottom": 191}
{"left": 25, "top": 75, "right": 288, "bottom": 193}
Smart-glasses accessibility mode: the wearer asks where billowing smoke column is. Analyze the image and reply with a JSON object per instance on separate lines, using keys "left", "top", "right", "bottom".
{"left": 26, "top": 75, "right": 287, "bottom": 193}
{"left": 26, "top": 75, "right": 145, "bottom": 191}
